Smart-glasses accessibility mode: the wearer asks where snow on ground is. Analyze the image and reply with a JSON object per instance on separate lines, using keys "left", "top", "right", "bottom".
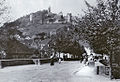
{"left": 75, "top": 65, "right": 120, "bottom": 82}
{"left": 76, "top": 66, "right": 95, "bottom": 77}
{"left": 0, "top": 61, "right": 120, "bottom": 82}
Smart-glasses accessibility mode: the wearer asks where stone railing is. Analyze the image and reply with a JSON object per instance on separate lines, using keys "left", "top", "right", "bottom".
{"left": 0, "top": 58, "right": 52, "bottom": 68}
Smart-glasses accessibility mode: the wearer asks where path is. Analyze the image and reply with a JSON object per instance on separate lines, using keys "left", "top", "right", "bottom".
{"left": 0, "top": 61, "right": 119, "bottom": 82}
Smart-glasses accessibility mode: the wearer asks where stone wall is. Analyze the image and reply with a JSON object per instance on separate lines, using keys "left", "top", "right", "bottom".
{"left": 0, "top": 58, "right": 54, "bottom": 68}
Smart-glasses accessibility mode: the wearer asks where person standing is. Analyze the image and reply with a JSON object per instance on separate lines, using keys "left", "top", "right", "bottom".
{"left": 58, "top": 57, "right": 61, "bottom": 64}
{"left": 50, "top": 55, "right": 54, "bottom": 66}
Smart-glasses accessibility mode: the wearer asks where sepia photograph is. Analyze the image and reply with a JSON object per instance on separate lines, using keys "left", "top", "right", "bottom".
{"left": 0, "top": 0, "right": 120, "bottom": 82}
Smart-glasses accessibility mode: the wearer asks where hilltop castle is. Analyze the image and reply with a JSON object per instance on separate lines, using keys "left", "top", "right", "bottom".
{"left": 29, "top": 7, "right": 73, "bottom": 24}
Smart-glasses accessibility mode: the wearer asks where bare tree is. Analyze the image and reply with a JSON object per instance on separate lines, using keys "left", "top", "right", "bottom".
{"left": 0, "top": 0, "right": 10, "bottom": 26}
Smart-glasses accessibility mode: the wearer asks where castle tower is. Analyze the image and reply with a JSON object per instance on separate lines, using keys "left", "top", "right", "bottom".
{"left": 48, "top": 6, "right": 51, "bottom": 13}
{"left": 67, "top": 13, "right": 72, "bottom": 23}
{"left": 30, "top": 14, "right": 33, "bottom": 22}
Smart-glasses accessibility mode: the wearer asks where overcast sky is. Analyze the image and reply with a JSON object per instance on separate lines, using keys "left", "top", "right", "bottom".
{"left": 7, "top": 0, "right": 96, "bottom": 20}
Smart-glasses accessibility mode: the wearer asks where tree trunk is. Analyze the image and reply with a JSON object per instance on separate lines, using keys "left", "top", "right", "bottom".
{"left": 109, "top": 51, "right": 113, "bottom": 79}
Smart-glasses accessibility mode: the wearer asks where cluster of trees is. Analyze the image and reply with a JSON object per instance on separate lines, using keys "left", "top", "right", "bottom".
{"left": 74, "top": 0, "right": 120, "bottom": 58}
{"left": 74, "top": 0, "right": 120, "bottom": 78}
{"left": 49, "top": 26, "right": 85, "bottom": 58}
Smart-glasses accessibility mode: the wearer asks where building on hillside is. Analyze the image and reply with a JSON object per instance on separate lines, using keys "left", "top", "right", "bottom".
{"left": 54, "top": 12, "right": 65, "bottom": 24}
{"left": 35, "top": 32, "right": 47, "bottom": 40}
{"left": 29, "top": 10, "right": 48, "bottom": 24}
{"left": 44, "top": 7, "right": 56, "bottom": 24}
{"left": 45, "top": 17, "right": 55, "bottom": 24}
{"left": 50, "top": 29, "right": 56, "bottom": 36}
{"left": 64, "top": 13, "right": 72, "bottom": 23}
{"left": 31, "top": 37, "right": 50, "bottom": 50}
{"left": 39, "top": 39, "right": 50, "bottom": 50}
{"left": 31, "top": 37, "right": 41, "bottom": 49}
{"left": 45, "top": 8, "right": 66, "bottom": 24}
{"left": 28, "top": 7, "right": 73, "bottom": 25}
{"left": 25, "top": 36, "right": 31, "bottom": 40}
{"left": 39, "top": 39, "right": 51, "bottom": 58}
{"left": 56, "top": 53, "right": 72, "bottom": 59}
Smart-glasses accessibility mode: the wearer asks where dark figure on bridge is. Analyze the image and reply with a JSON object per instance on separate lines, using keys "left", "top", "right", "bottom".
{"left": 50, "top": 56, "right": 54, "bottom": 66}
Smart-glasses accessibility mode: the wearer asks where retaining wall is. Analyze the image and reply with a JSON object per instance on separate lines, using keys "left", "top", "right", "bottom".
{"left": 0, "top": 58, "right": 52, "bottom": 68}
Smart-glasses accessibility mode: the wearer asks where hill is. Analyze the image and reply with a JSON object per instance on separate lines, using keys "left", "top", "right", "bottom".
{"left": 0, "top": 9, "right": 70, "bottom": 59}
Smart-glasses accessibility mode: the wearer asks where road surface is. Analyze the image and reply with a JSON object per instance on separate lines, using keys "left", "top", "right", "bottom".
{"left": 0, "top": 61, "right": 119, "bottom": 82}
